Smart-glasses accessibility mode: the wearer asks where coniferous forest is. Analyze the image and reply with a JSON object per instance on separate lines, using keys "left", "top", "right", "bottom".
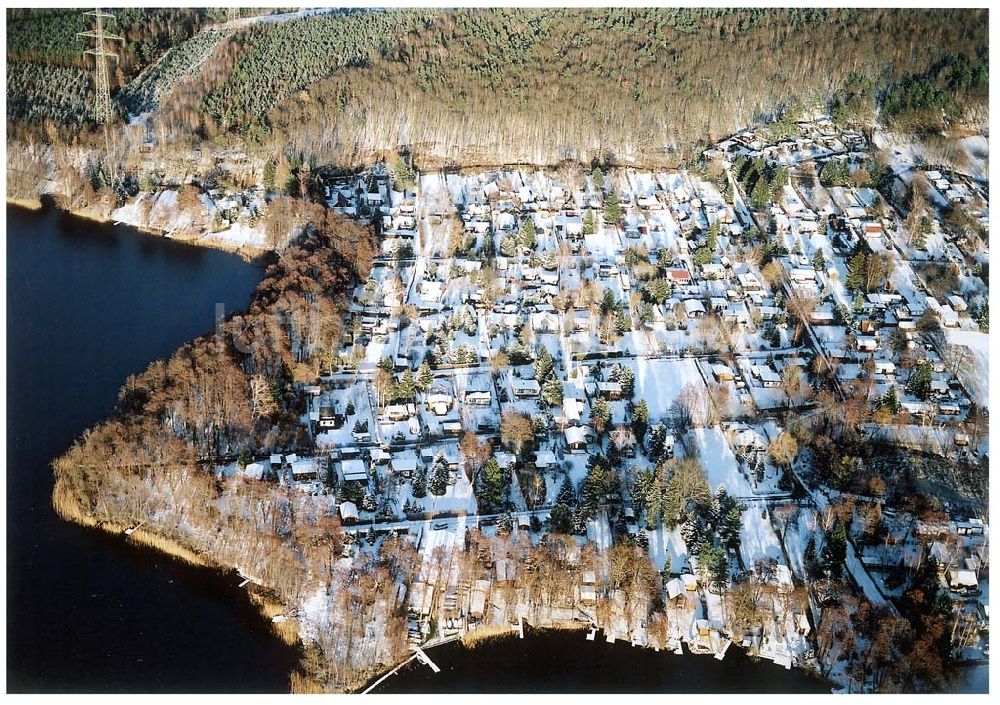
{"left": 6, "top": 7, "right": 988, "bottom": 167}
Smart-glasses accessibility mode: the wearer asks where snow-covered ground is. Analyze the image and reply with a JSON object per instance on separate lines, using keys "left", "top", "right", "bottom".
{"left": 646, "top": 525, "right": 689, "bottom": 573}
{"left": 632, "top": 357, "right": 706, "bottom": 420}
{"left": 111, "top": 189, "right": 267, "bottom": 249}
{"left": 874, "top": 129, "right": 989, "bottom": 184}
{"left": 782, "top": 507, "right": 819, "bottom": 578}
{"left": 687, "top": 426, "right": 754, "bottom": 496}
{"left": 947, "top": 328, "right": 990, "bottom": 409}
{"left": 204, "top": 222, "right": 266, "bottom": 248}
{"left": 738, "top": 504, "right": 785, "bottom": 569}
{"left": 586, "top": 511, "right": 613, "bottom": 550}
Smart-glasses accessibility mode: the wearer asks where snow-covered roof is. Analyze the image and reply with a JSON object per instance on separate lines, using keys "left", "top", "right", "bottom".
{"left": 290, "top": 457, "right": 315, "bottom": 477}
{"left": 683, "top": 299, "right": 706, "bottom": 315}
{"left": 565, "top": 426, "right": 589, "bottom": 447}
{"left": 339, "top": 501, "right": 359, "bottom": 521}
{"left": 948, "top": 569, "right": 979, "bottom": 588}
{"left": 243, "top": 462, "right": 265, "bottom": 480}
{"left": 666, "top": 577, "right": 685, "bottom": 600}
{"left": 535, "top": 450, "right": 558, "bottom": 467}
{"left": 734, "top": 428, "right": 767, "bottom": 449}
{"left": 512, "top": 379, "right": 541, "bottom": 394}
{"left": 342, "top": 458, "right": 368, "bottom": 482}
{"left": 391, "top": 455, "right": 418, "bottom": 473}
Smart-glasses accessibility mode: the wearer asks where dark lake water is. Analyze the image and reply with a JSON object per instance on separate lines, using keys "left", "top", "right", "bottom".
{"left": 374, "top": 628, "right": 832, "bottom": 693}
{"left": 6, "top": 205, "right": 300, "bottom": 692}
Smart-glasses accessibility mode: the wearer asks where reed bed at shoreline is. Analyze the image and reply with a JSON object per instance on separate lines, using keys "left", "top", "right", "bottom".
{"left": 6, "top": 195, "right": 43, "bottom": 210}
{"left": 460, "top": 624, "right": 518, "bottom": 648}
{"left": 125, "top": 528, "right": 209, "bottom": 567}
{"left": 247, "top": 588, "right": 300, "bottom": 646}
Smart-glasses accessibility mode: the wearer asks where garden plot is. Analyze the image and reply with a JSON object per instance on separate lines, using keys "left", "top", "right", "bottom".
{"left": 646, "top": 525, "right": 689, "bottom": 573}
{"left": 734, "top": 358, "right": 788, "bottom": 411}
{"left": 586, "top": 511, "right": 613, "bottom": 550}
{"left": 780, "top": 506, "right": 819, "bottom": 578}
{"left": 739, "top": 504, "right": 785, "bottom": 570}
{"left": 947, "top": 329, "right": 989, "bottom": 409}
{"left": 418, "top": 172, "right": 453, "bottom": 214}
{"left": 315, "top": 381, "right": 375, "bottom": 448}
{"left": 360, "top": 330, "right": 398, "bottom": 368}
{"left": 631, "top": 357, "right": 706, "bottom": 421}
{"left": 643, "top": 208, "right": 682, "bottom": 250}
{"left": 798, "top": 181, "right": 836, "bottom": 215}
{"left": 584, "top": 224, "right": 623, "bottom": 258}
{"left": 648, "top": 327, "right": 700, "bottom": 356}
{"left": 686, "top": 426, "right": 754, "bottom": 496}
{"left": 399, "top": 458, "right": 478, "bottom": 517}
{"left": 825, "top": 185, "right": 862, "bottom": 214}
{"left": 562, "top": 453, "right": 591, "bottom": 488}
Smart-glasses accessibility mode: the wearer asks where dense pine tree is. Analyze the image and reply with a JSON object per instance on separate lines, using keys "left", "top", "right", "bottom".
{"left": 429, "top": 454, "right": 450, "bottom": 496}
{"left": 821, "top": 519, "right": 848, "bottom": 578}
{"left": 412, "top": 466, "right": 427, "bottom": 498}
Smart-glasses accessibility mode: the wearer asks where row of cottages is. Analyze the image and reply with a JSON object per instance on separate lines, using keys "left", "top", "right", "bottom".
{"left": 930, "top": 538, "right": 987, "bottom": 597}
{"left": 518, "top": 261, "right": 560, "bottom": 286}
{"left": 762, "top": 136, "right": 838, "bottom": 166}
{"left": 916, "top": 518, "right": 989, "bottom": 600}
{"left": 264, "top": 452, "right": 318, "bottom": 483}
{"left": 708, "top": 119, "right": 862, "bottom": 165}
{"left": 383, "top": 211, "right": 416, "bottom": 234}
{"left": 924, "top": 169, "right": 973, "bottom": 205}
{"left": 243, "top": 447, "right": 319, "bottom": 482}
{"left": 925, "top": 295, "right": 964, "bottom": 328}
{"left": 462, "top": 171, "right": 580, "bottom": 231}
{"left": 325, "top": 168, "right": 395, "bottom": 214}
{"left": 322, "top": 167, "right": 388, "bottom": 212}
{"left": 665, "top": 573, "right": 701, "bottom": 605}
{"left": 562, "top": 390, "right": 597, "bottom": 452}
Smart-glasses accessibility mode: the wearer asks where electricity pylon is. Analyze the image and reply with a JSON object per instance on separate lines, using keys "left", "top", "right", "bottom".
{"left": 79, "top": 9, "right": 124, "bottom": 189}
{"left": 79, "top": 9, "right": 123, "bottom": 124}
